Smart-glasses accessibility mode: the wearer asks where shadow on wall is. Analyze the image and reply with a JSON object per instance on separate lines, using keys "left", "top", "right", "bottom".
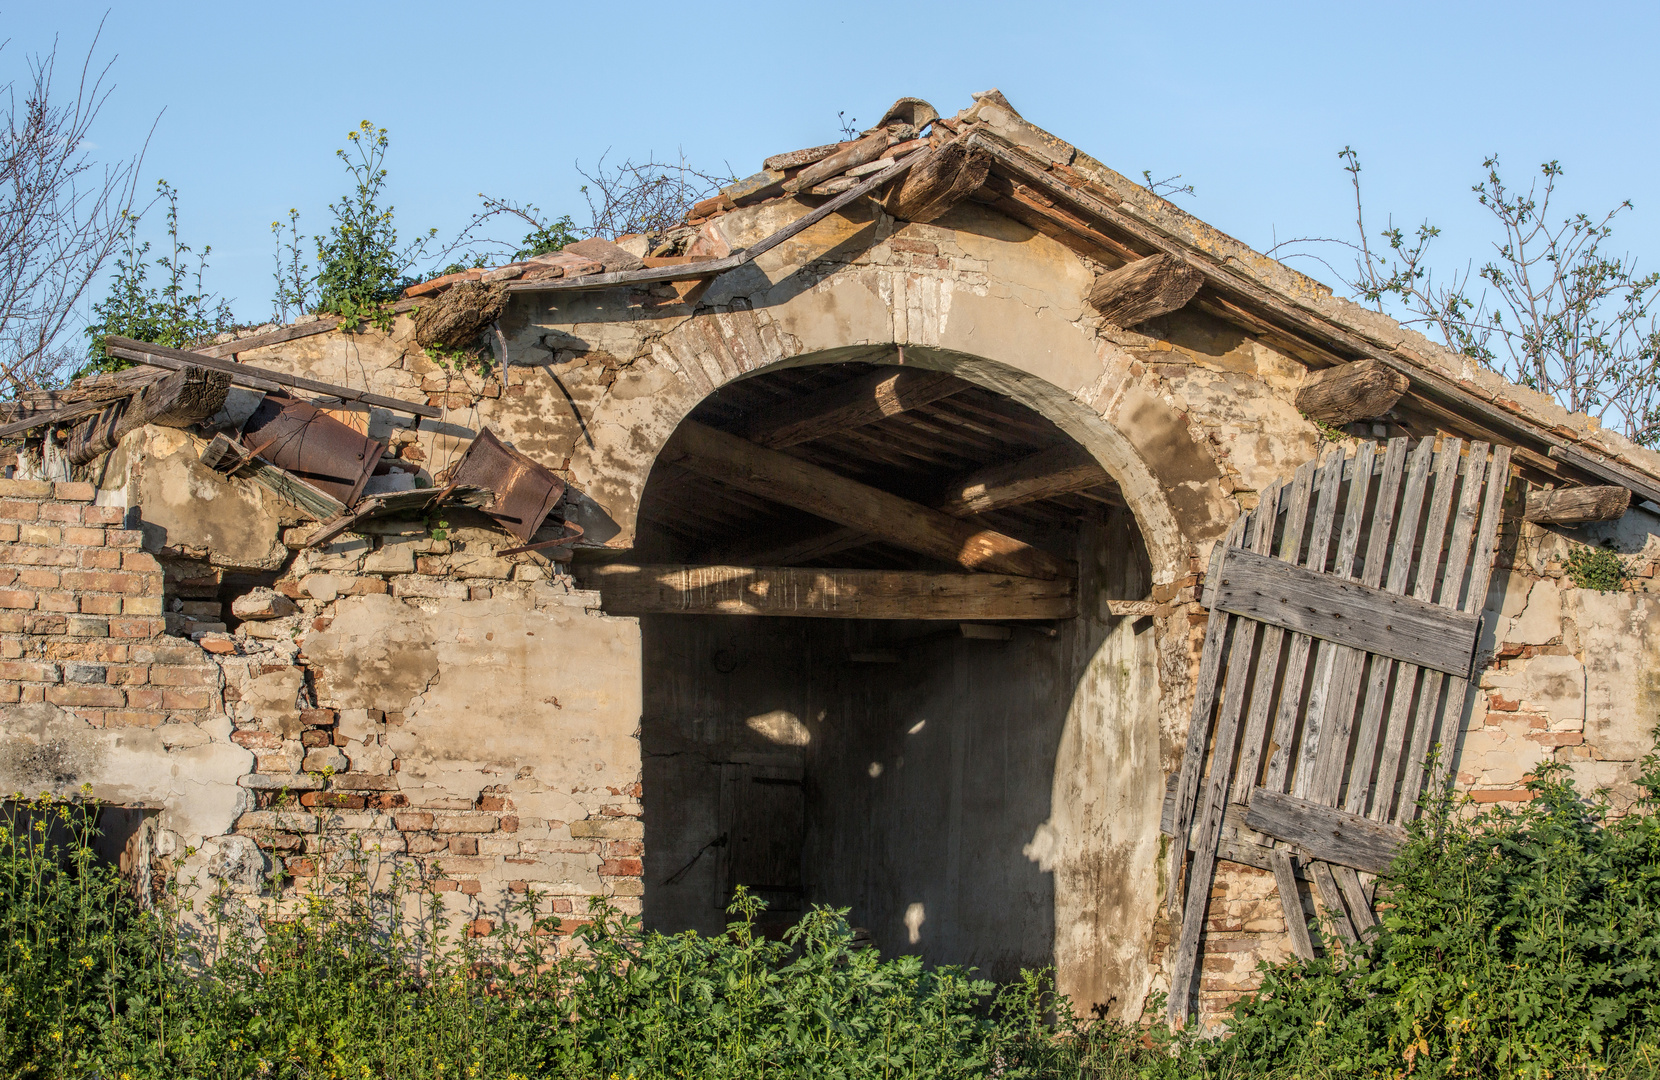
{"left": 639, "top": 509, "right": 1155, "bottom": 994}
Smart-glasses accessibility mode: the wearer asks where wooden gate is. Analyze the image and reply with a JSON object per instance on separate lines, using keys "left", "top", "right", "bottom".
{"left": 1163, "top": 437, "right": 1511, "bottom": 1021}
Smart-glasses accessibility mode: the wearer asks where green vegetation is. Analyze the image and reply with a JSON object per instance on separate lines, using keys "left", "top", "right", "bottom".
{"left": 79, "top": 180, "right": 234, "bottom": 377}
{"left": 10, "top": 757, "right": 1660, "bottom": 1078}
{"left": 1564, "top": 544, "right": 1631, "bottom": 592}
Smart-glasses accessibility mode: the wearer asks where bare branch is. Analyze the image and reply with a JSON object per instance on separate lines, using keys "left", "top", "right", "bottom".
{"left": 576, "top": 151, "right": 732, "bottom": 242}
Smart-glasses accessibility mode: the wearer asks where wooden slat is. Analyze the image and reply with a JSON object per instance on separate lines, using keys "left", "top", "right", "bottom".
{"left": 1270, "top": 848, "right": 1316, "bottom": 961}
{"left": 582, "top": 564, "right": 1075, "bottom": 620}
{"left": 1264, "top": 449, "right": 1347, "bottom": 792}
{"left": 1342, "top": 438, "right": 1437, "bottom": 812}
{"left": 1164, "top": 516, "right": 1248, "bottom": 920}
{"left": 665, "top": 420, "right": 1070, "bottom": 580}
{"left": 1395, "top": 444, "right": 1492, "bottom": 820}
{"left": 1169, "top": 500, "right": 1276, "bottom": 1020}
{"left": 1422, "top": 445, "right": 1513, "bottom": 806}
{"left": 1231, "top": 464, "right": 1315, "bottom": 801}
{"left": 1245, "top": 787, "right": 1406, "bottom": 875}
{"left": 1305, "top": 438, "right": 1409, "bottom": 806}
{"left": 1334, "top": 865, "right": 1379, "bottom": 935}
{"left": 1369, "top": 442, "right": 1463, "bottom": 818}
{"left": 1308, "top": 859, "right": 1357, "bottom": 944}
{"left": 1210, "top": 549, "right": 1480, "bottom": 677}
{"left": 105, "top": 336, "right": 442, "bottom": 419}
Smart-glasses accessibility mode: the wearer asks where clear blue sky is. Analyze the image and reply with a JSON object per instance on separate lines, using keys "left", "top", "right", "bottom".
{"left": 12, "top": 1, "right": 1660, "bottom": 331}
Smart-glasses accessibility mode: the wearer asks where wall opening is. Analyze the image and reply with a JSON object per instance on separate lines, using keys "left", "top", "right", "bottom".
{"left": 609, "top": 361, "right": 1158, "bottom": 984}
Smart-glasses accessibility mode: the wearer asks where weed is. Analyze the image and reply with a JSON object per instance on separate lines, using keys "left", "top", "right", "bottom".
{"left": 1564, "top": 544, "right": 1630, "bottom": 591}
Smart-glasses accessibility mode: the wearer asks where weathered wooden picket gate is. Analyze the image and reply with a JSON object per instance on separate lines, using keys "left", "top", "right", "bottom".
{"left": 1163, "top": 437, "right": 1512, "bottom": 1021}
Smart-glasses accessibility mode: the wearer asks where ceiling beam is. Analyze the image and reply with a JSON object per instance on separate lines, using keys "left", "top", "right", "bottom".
{"left": 662, "top": 420, "right": 1071, "bottom": 579}
{"left": 583, "top": 564, "right": 1076, "bottom": 620}
{"left": 738, "top": 368, "right": 964, "bottom": 449}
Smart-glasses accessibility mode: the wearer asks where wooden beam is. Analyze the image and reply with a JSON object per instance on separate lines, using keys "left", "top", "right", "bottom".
{"left": 1086, "top": 254, "right": 1203, "bottom": 327}
{"left": 878, "top": 138, "right": 991, "bottom": 223}
{"left": 583, "top": 564, "right": 1075, "bottom": 620}
{"left": 1524, "top": 484, "right": 1630, "bottom": 524}
{"left": 936, "top": 444, "right": 1109, "bottom": 516}
{"left": 67, "top": 365, "right": 231, "bottom": 464}
{"left": 739, "top": 368, "right": 964, "bottom": 448}
{"left": 196, "top": 318, "right": 339, "bottom": 358}
{"left": 1212, "top": 547, "right": 1480, "bottom": 677}
{"left": 1245, "top": 787, "right": 1406, "bottom": 875}
{"left": 1295, "top": 358, "right": 1410, "bottom": 425}
{"left": 663, "top": 420, "right": 1070, "bottom": 580}
{"left": 104, "top": 336, "right": 443, "bottom": 419}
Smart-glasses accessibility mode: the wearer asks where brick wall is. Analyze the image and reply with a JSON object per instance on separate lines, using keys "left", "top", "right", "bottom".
{"left": 0, "top": 478, "right": 222, "bottom": 726}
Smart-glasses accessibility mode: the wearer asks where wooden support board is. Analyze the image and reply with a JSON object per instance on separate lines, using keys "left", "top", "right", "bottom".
{"left": 583, "top": 564, "right": 1076, "bottom": 620}
{"left": 1162, "top": 438, "right": 1512, "bottom": 1023}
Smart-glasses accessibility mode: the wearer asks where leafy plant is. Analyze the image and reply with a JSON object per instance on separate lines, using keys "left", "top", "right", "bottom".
{"left": 80, "top": 179, "right": 234, "bottom": 377}
{"left": 289, "top": 121, "right": 436, "bottom": 326}
{"left": 1564, "top": 544, "right": 1631, "bottom": 591}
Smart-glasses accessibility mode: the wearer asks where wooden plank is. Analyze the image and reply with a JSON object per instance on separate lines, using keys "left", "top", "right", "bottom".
{"left": 582, "top": 564, "right": 1076, "bottom": 620}
{"left": 1169, "top": 505, "right": 1274, "bottom": 1021}
{"left": 195, "top": 318, "right": 341, "bottom": 358}
{"left": 1246, "top": 787, "right": 1406, "bottom": 875}
{"left": 1369, "top": 442, "right": 1463, "bottom": 818}
{"left": 1308, "top": 859, "right": 1357, "bottom": 944}
{"left": 1395, "top": 444, "right": 1492, "bottom": 821}
{"left": 1422, "top": 446, "right": 1513, "bottom": 807}
{"left": 935, "top": 444, "right": 1109, "bottom": 516}
{"left": 739, "top": 368, "right": 964, "bottom": 449}
{"left": 1523, "top": 484, "right": 1630, "bottom": 524}
{"left": 1548, "top": 443, "right": 1660, "bottom": 508}
{"left": 1305, "top": 438, "right": 1409, "bottom": 805}
{"left": 1294, "top": 358, "right": 1409, "bottom": 425}
{"left": 1343, "top": 439, "right": 1437, "bottom": 811}
{"left": 508, "top": 149, "right": 929, "bottom": 295}
{"left": 1211, "top": 549, "right": 1480, "bottom": 677}
{"left": 664, "top": 420, "right": 1070, "bottom": 580}
{"left": 1085, "top": 254, "right": 1204, "bottom": 327}
{"left": 1164, "top": 515, "right": 1248, "bottom": 920}
{"left": 1270, "top": 848, "right": 1317, "bottom": 961}
{"left": 105, "top": 336, "right": 442, "bottom": 419}
{"left": 1264, "top": 448, "right": 1348, "bottom": 792}
{"left": 1333, "top": 865, "right": 1379, "bottom": 934}
{"left": 0, "top": 398, "right": 116, "bottom": 439}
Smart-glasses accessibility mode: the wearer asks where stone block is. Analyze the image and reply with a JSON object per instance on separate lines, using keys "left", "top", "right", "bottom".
{"left": 362, "top": 538, "right": 418, "bottom": 575}
{"left": 390, "top": 576, "right": 469, "bottom": 600}
{"left": 435, "top": 813, "right": 498, "bottom": 833}
{"left": 302, "top": 749, "right": 349, "bottom": 773}
{"left": 238, "top": 773, "right": 325, "bottom": 791}
{"left": 232, "top": 589, "right": 299, "bottom": 621}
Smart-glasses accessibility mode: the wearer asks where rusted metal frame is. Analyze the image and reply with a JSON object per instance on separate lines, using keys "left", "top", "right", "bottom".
{"left": 1169, "top": 494, "right": 1278, "bottom": 1022}
{"left": 508, "top": 149, "right": 930, "bottom": 295}
{"left": 1392, "top": 444, "right": 1493, "bottom": 822}
{"left": 1164, "top": 514, "right": 1249, "bottom": 921}
{"left": 1263, "top": 449, "right": 1348, "bottom": 793}
{"left": 447, "top": 427, "right": 566, "bottom": 544}
{"left": 1342, "top": 439, "right": 1437, "bottom": 816}
{"left": 1370, "top": 441, "right": 1465, "bottom": 821}
{"left": 1421, "top": 446, "right": 1513, "bottom": 809}
{"left": 967, "top": 133, "right": 1660, "bottom": 505}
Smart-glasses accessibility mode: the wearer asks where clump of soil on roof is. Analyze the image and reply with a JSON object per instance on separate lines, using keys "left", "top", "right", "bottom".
{"left": 414, "top": 280, "right": 508, "bottom": 351}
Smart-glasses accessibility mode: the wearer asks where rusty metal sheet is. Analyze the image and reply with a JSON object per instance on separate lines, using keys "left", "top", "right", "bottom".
{"left": 447, "top": 427, "right": 564, "bottom": 543}
{"left": 240, "top": 394, "right": 383, "bottom": 505}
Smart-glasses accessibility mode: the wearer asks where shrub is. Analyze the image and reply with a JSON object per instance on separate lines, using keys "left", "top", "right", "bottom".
{"left": 1564, "top": 544, "right": 1630, "bottom": 592}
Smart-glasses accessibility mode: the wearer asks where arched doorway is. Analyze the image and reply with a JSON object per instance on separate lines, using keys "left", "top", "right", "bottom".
{"left": 577, "top": 358, "right": 1163, "bottom": 1002}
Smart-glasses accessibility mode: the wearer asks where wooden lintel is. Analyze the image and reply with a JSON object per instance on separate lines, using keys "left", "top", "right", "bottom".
{"left": 1086, "top": 254, "right": 1204, "bottom": 327}
{"left": 1295, "top": 358, "right": 1410, "bottom": 425}
{"left": 583, "top": 564, "right": 1076, "bottom": 620}
{"left": 739, "top": 368, "right": 964, "bottom": 449}
{"left": 1524, "top": 484, "right": 1630, "bottom": 524}
{"left": 664, "top": 420, "right": 1071, "bottom": 580}
{"left": 1245, "top": 787, "right": 1406, "bottom": 876}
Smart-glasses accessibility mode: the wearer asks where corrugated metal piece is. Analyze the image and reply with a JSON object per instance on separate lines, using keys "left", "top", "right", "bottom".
{"left": 448, "top": 427, "right": 564, "bottom": 543}
{"left": 239, "top": 394, "right": 384, "bottom": 506}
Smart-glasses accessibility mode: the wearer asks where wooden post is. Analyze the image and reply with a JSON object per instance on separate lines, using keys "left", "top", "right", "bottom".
{"left": 1295, "top": 359, "right": 1411, "bottom": 425}
{"left": 1086, "top": 254, "right": 1204, "bottom": 327}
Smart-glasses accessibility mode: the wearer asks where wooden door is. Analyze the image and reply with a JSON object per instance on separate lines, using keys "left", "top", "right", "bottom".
{"left": 1162, "top": 438, "right": 1511, "bottom": 1022}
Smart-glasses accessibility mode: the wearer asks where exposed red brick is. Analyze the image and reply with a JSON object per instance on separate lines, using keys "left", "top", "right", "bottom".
{"left": 62, "top": 527, "right": 104, "bottom": 547}
{"left": 149, "top": 665, "right": 216, "bottom": 687}
{"left": 393, "top": 812, "right": 435, "bottom": 831}
{"left": 0, "top": 591, "right": 36, "bottom": 610}
{"left": 449, "top": 837, "right": 478, "bottom": 856}
{"left": 0, "top": 500, "right": 39, "bottom": 521}
{"left": 0, "top": 660, "right": 58, "bottom": 682}
{"left": 105, "top": 710, "right": 163, "bottom": 728}
{"left": 600, "top": 858, "right": 643, "bottom": 877}
{"left": 161, "top": 689, "right": 214, "bottom": 710}
{"left": 83, "top": 506, "right": 125, "bottom": 525}
{"left": 39, "top": 503, "right": 83, "bottom": 523}
{"left": 300, "top": 791, "right": 366, "bottom": 809}
{"left": 53, "top": 482, "right": 95, "bottom": 502}
{"left": 78, "top": 595, "right": 122, "bottom": 615}
{"left": 1469, "top": 788, "right": 1536, "bottom": 803}
{"left": 45, "top": 684, "right": 124, "bottom": 707}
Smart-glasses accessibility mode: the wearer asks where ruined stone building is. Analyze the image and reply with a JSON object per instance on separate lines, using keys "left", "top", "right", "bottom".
{"left": 4, "top": 91, "right": 1659, "bottom": 1025}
